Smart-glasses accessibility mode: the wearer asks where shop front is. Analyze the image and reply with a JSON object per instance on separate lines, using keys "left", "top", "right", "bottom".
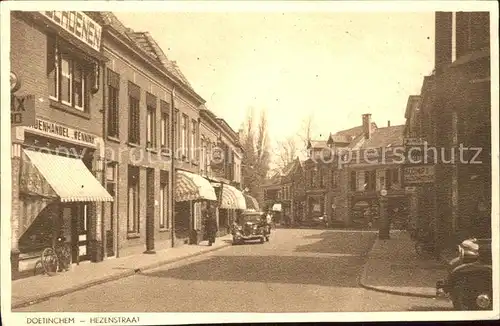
{"left": 12, "top": 123, "right": 112, "bottom": 278}
{"left": 174, "top": 170, "right": 217, "bottom": 245}
{"left": 217, "top": 183, "right": 247, "bottom": 236}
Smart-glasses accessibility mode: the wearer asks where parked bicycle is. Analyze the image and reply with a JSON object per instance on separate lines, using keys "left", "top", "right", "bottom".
{"left": 41, "top": 235, "right": 71, "bottom": 276}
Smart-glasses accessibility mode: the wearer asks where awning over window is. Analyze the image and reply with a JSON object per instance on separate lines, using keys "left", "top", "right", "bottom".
{"left": 22, "top": 149, "right": 113, "bottom": 202}
{"left": 220, "top": 184, "right": 247, "bottom": 210}
{"left": 176, "top": 170, "right": 217, "bottom": 202}
{"left": 244, "top": 194, "right": 260, "bottom": 211}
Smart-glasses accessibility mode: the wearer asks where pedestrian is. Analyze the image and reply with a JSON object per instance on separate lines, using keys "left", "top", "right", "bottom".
{"left": 203, "top": 203, "right": 217, "bottom": 246}
{"left": 266, "top": 210, "right": 273, "bottom": 230}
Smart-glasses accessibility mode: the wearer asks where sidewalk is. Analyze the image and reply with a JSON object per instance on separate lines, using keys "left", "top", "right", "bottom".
{"left": 11, "top": 235, "right": 232, "bottom": 309}
{"left": 359, "top": 230, "right": 451, "bottom": 298}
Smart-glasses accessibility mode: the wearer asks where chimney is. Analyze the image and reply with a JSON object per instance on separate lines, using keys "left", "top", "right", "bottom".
{"left": 362, "top": 114, "right": 372, "bottom": 139}
{"left": 387, "top": 120, "right": 391, "bottom": 127}
{"left": 434, "top": 12, "right": 453, "bottom": 74}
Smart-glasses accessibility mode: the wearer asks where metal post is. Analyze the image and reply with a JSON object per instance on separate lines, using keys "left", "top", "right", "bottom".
{"left": 378, "top": 190, "right": 390, "bottom": 239}
{"left": 170, "top": 86, "right": 176, "bottom": 248}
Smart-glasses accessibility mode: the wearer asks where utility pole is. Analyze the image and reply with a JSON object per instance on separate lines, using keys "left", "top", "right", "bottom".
{"left": 170, "top": 86, "right": 176, "bottom": 248}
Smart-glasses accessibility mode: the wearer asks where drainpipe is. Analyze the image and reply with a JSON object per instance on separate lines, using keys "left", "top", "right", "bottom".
{"left": 170, "top": 86, "right": 176, "bottom": 248}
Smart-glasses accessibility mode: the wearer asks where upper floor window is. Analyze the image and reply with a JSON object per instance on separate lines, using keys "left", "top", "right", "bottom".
{"left": 48, "top": 37, "right": 90, "bottom": 112}
{"left": 128, "top": 82, "right": 141, "bottom": 145}
{"left": 181, "top": 114, "right": 188, "bottom": 159}
{"left": 332, "top": 170, "right": 338, "bottom": 188}
{"left": 386, "top": 168, "right": 400, "bottom": 189}
{"left": 350, "top": 171, "right": 357, "bottom": 191}
{"left": 191, "top": 119, "right": 197, "bottom": 161}
{"left": 107, "top": 69, "right": 120, "bottom": 138}
{"left": 364, "top": 170, "right": 376, "bottom": 191}
{"left": 146, "top": 93, "right": 157, "bottom": 149}
{"left": 160, "top": 101, "right": 169, "bottom": 151}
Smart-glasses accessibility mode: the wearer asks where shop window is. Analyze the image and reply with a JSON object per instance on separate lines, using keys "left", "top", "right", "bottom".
{"left": 159, "top": 172, "right": 169, "bottom": 230}
{"left": 160, "top": 101, "right": 170, "bottom": 152}
{"left": 47, "top": 37, "right": 90, "bottom": 112}
{"left": 128, "top": 82, "right": 141, "bottom": 145}
{"left": 107, "top": 69, "right": 120, "bottom": 138}
{"left": 127, "top": 166, "right": 140, "bottom": 235}
{"left": 18, "top": 203, "right": 55, "bottom": 253}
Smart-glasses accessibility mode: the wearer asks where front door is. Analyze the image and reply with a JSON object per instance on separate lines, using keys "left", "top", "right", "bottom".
{"left": 72, "top": 204, "right": 89, "bottom": 263}
{"left": 106, "top": 184, "right": 115, "bottom": 257}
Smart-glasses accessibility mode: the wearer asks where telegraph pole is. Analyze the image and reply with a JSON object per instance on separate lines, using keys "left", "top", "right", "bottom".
{"left": 170, "top": 86, "right": 176, "bottom": 248}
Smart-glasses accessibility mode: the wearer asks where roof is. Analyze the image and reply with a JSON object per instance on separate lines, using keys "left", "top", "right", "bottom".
{"left": 95, "top": 12, "right": 201, "bottom": 100}
{"left": 263, "top": 173, "right": 281, "bottom": 187}
{"left": 358, "top": 125, "right": 405, "bottom": 149}
{"left": 404, "top": 95, "right": 421, "bottom": 119}
{"left": 308, "top": 140, "right": 328, "bottom": 149}
{"left": 281, "top": 158, "right": 301, "bottom": 177}
{"left": 333, "top": 122, "right": 378, "bottom": 139}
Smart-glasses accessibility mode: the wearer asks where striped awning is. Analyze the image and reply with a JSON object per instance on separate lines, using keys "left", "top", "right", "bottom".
{"left": 176, "top": 170, "right": 217, "bottom": 202}
{"left": 244, "top": 194, "right": 260, "bottom": 211}
{"left": 220, "top": 184, "right": 247, "bottom": 210}
{"left": 22, "top": 149, "right": 113, "bottom": 202}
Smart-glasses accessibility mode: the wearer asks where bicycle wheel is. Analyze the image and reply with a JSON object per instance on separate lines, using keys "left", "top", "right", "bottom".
{"left": 41, "top": 247, "right": 59, "bottom": 276}
{"left": 56, "top": 243, "right": 72, "bottom": 271}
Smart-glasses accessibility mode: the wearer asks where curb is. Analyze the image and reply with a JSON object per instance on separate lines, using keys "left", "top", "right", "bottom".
{"left": 12, "top": 242, "right": 230, "bottom": 310}
{"left": 358, "top": 262, "right": 437, "bottom": 299}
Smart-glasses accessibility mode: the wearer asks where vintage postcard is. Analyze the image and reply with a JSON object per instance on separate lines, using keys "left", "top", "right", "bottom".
{"left": 1, "top": 1, "right": 498, "bottom": 325}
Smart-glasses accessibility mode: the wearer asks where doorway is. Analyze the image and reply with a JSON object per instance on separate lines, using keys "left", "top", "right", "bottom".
{"left": 71, "top": 204, "right": 89, "bottom": 263}
{"left": 106, "top": 183, "right": 115, "bottom": 257}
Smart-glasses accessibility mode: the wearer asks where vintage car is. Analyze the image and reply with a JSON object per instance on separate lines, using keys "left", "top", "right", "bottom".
{"left": 436, "top": 237, "right": 492, "bottom": 310}
{"left": 232, "top": 210, "right": 269, "bottom": 245}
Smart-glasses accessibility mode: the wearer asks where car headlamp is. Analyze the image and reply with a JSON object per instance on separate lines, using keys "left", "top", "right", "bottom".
{"left": 458, "top": 245, "right": 465, "bottom": 261}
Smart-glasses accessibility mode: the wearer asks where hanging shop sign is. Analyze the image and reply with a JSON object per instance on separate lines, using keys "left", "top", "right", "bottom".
{"left": 11, "top": 94, "right": 36, "bottom": 127}
{"left": 40, "top": 11, "right": 102, "bottom": 52}
{"left": 26, "top": 118, "right": 96, "bottom": 145}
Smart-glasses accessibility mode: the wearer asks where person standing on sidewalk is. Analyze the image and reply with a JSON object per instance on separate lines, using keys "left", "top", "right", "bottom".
{"left": 204, "top": 204, "right": 218, "bottom": 246}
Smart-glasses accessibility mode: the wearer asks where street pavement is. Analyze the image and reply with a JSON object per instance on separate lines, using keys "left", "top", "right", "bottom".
{"left": 14, "top": 229, "right": 453, "bottom": 312}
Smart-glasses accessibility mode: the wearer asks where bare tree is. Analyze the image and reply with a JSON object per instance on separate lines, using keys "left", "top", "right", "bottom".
{"left": 273, "top": 135, "right": 298, "bottom": 170}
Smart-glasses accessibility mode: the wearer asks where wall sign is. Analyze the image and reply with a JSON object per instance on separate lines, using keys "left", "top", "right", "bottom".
{"left": 11, "top": 94, "right": 36, "bottom": 127}
{"left": 27, "top": 118, "right": 96, "bottom": 145}
{"left": 403, "top": 165, "right": 435, "bottom": 184}
{"left": 40, "top": 11, "right": 102, "bottom": 52}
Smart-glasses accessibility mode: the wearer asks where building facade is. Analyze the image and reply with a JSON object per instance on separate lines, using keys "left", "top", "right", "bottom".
{"left": 10, "top": 11, "right": 112, "bottom": 278}
{"left": 344, "top": 115, "right": 409, "bottom": 229}
{"left": 406, "top": 12, "right": 491, "bottom": 249}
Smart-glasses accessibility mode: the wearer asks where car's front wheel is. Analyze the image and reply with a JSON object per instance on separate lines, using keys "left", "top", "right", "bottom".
{"left": 452, "top": 277, "right": 493, "bottom": 310}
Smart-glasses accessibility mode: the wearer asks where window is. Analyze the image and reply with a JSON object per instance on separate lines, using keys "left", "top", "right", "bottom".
{"left": 128, "top": 82, "right": 141, "bottom": 144}
{"left": 181, "top": 114, "right": 188, "bottom": 158}
{"left": 308, "top": 170, "right": 313, "bottom": 187}
{"left": 332, "top": 170, "right": 338, "bottom": 188}
{"left": 200, "top": 138, "right": 206, "bottom": 174}
{"left": 146, "top": 93, "right": 157, "bottom": 149}
{"left": 47, "top": 37, "right": 90, "bottom": 112}
{"left": 160, "top": 101, "right": 169, "bottom": 151}
{"left": 386, "top": 168, "right": 400, "bottom": 189}
{"left": 191, "top": 119, "right": 197, "bottom": 161}
{"left": 107, "top": 69, "right": 120, "bottom": 138}
{"left": 159, "top": 172, "right": 169, "bottom": 230}
{"left": 350, "top": 171, "right": 357, "bottom": 191}
{"left": 365, "top": 170, "right": 376, "bottom": 191}
{"left": 127, "top": 166, "right": 140, "bottom": 234}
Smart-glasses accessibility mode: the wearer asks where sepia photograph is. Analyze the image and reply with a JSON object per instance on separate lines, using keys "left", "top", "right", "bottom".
{"left": 1, "top": 1, "right": 498, "bottom": 325}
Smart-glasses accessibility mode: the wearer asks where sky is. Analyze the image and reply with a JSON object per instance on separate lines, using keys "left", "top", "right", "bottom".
{"left": 115, "top": 11, "right": 435, "bottom": 163}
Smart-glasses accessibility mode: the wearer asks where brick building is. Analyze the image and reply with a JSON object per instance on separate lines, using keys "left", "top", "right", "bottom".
{"left": 10, "top": 11, "right": 112, "bottom": 278}
{"left": 405, "top": 12, "right": 492, "bottom": 249}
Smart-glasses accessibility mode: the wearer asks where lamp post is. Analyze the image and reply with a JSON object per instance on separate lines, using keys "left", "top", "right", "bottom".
{"left": 379, "top": 188, "right": 390, "bottom": 239}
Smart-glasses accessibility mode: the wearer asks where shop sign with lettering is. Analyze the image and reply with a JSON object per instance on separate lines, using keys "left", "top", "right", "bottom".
{"left": 27, "top": 118, "right": 96, "bottom": 145}
{"left": 403, "top": 165, "right": 435, "bottom": 184}
{"left": 11, "top": 94, "right": 36, "bottom": 127}
{"left": 40, "top": 11, "right": 102, "bottom": 52}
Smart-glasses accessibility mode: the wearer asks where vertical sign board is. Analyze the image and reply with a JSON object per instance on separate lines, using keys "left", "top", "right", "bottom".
{"left": 11, "top": 94, "right": 36, "bottom": 127}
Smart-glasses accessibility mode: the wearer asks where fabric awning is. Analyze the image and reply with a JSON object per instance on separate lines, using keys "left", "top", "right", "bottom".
{"left": 176, "top": 170, "right": 217, "bottom": 202}
{"left": 22, "top": 149, "right": 113, "bottom": 202}
{"left": 220, "top": 184, "right": 247, "bottom": 210}
{"left": 243, "top": 194, "right": 260, "bottom": 211}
